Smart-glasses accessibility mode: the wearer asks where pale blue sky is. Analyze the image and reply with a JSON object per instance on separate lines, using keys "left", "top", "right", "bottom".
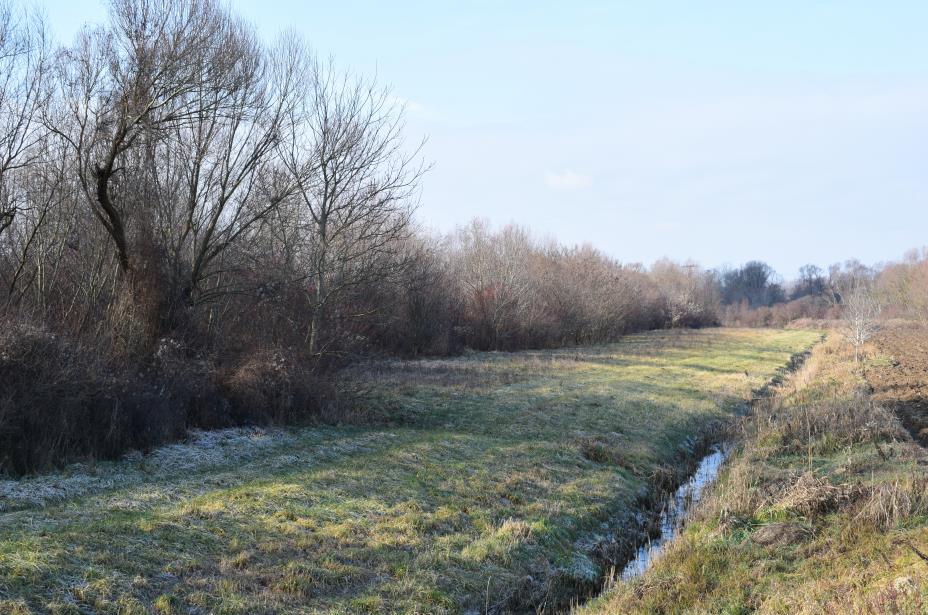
{"left": 42, "top": 1, "right": 928, "bottom": 278}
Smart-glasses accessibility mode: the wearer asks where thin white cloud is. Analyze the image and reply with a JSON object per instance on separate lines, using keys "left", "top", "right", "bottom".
{"left": 544, "top": 170, "right": 592, "bottom": 190}
{"left": 390, "top": 95, "right": 426, "bottom": 113}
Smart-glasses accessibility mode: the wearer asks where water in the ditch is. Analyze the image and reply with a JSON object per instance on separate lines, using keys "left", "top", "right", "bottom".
{"left": 619, "top": 445, "right": 730, "bottom": 580}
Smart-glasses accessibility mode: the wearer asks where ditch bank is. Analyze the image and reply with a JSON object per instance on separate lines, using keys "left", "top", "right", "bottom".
{"left": 505, "top": 344, "right": 818, "bottom": 614}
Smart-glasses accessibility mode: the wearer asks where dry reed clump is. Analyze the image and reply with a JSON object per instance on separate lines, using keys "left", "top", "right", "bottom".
{"left": 699, "top": 455, "right": 793, "bottom": 522}
{"left": 219, "top": 349, "right": 340, "bottom": 425}
{"left": 856, "top": 474, "right": 928, "bottom": 529}
{"left": 714, "top": 340, "right": 926, "bottom": 528}
{"left": 773, "top": 471, "right": 858, "bottom": 517}
{"left": 705, "top": 337, "right": 910, "bottom": 525}
{"left": 750, "top": 521, "right": 812, "bottom": 546}
{"left": 747, "top": 395, "right": 907, "bottom": 457}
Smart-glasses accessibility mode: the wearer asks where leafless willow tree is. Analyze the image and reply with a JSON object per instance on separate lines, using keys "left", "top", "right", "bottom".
{"left": 50, "top": 0, "right": 243, "bottom": 274}
{"left": 144, "top": 28, "right": 303, "bottom": 310}
{"left": 279, "top": 54, "right": 426, "bottom": 355}
{"left": 650, "top": 259, "right": 721, "bottom": 327}
{"left": 449, "top": 221, "right": 541, "bottom": 349}
{"left": 842, "top": 277, "right": 881, "bottom": 363}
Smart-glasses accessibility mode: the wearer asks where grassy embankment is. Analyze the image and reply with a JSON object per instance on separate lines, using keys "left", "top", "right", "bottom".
{"left": 0, "top": 328, "right": 817, "bottom": 614}
{"left": 581, "top": 328, "right": 928, "bottom": 614}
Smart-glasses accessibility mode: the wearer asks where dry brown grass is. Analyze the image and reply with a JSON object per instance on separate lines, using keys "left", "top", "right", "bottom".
{"left": 581, "top": 330, "right": 928, "bottom": 614}
{"left": 857, "top": 474, "right": 928, "bottom": 529}
{"left": 747, "top": 395, "right": 907, "bottom": 457}
{"left": 773, "top": 471, "right": 858, "bottom": 517}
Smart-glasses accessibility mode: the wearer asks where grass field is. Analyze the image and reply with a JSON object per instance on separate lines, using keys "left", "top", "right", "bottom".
{"left": 0, "top": 328, "right": 818, "bottom": 614}
{"left": 581, "top": 328, "right": 928, "bottom": 614}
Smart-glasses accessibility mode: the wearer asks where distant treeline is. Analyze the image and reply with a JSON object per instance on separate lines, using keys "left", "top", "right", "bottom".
{"left": 717, "top": 256, "right": 928, "bottom": 328}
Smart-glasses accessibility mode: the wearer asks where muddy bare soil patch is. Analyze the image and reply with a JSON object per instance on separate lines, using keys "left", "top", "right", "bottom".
{"left": 869, "top": 324, "right": 928, "bottom": 446}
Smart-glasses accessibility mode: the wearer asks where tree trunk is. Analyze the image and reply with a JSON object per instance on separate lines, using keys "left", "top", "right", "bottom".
{"left": 92, "top": 163, "right": 131, "bottom": 272}
{"left": 308, "top": 270, "right": 324, "bottom": 355}
{"left": 308, "top": 219, "right": 328, "bottom": 355}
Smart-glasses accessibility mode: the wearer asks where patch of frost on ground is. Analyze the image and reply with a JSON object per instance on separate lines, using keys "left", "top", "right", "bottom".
{"left": 0, "top": 427, "right": 294, "bottom": 512}
{"left": 146, "top": 426, "right": 297, "bottom": 474}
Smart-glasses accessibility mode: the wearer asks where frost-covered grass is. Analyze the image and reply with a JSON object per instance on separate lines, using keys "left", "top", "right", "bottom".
{"left": 0, "top": 427, "right": 302, "bottom": 511}
{"left": 0, "top": 328, "right": 818, "bottom": 614}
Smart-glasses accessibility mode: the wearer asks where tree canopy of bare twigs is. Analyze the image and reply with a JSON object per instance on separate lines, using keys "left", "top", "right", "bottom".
{"left": 841, "top": 276, "right": 881, "bottom": 363}
{"left": 279, "top": 54, "right": 426, "bottom": 355}
{"left": 0, "top": 1, "right": 48, "bottom": 237}
{"left": 50, "top": 0, "right": 254, "bottom": 273}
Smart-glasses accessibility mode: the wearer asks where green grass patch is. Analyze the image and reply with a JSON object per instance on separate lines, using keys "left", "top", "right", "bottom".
{"left": 0, "top": 328, "right": 817, "bottom": 614}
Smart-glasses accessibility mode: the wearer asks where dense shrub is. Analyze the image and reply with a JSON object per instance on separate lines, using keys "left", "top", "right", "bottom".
{"left": 0, "top": 321, "right": 339, "bottom": 475}
{"left": 722, "top": 295, "right": 837, "bottom": 327}
{"left": 0, "top": 324, "right": 182, "bottom": 474}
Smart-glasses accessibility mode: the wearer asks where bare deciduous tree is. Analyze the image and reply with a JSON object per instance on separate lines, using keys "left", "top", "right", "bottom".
{"left": 842, "top": 277, "right": 881, "bottom": 363}
{"left": 280, "top": 53, "right": 425, "bottom": 355}
{"left": 0, "top": 2, "right": 48, "bottom": 237}
{"left": 146, "top": 28, "right": 302, "bottom": 308}
{"left": 50, "top": 0, "right": 239, "bottom": 273}
{"left": 449, "top": 221, "right": 540, "bottom": 349}
{"left": 651, "top": 259, "right": 721, "bottom": 328}
{"left": 877, "top": 248, "right": 928, "bottom": 322}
